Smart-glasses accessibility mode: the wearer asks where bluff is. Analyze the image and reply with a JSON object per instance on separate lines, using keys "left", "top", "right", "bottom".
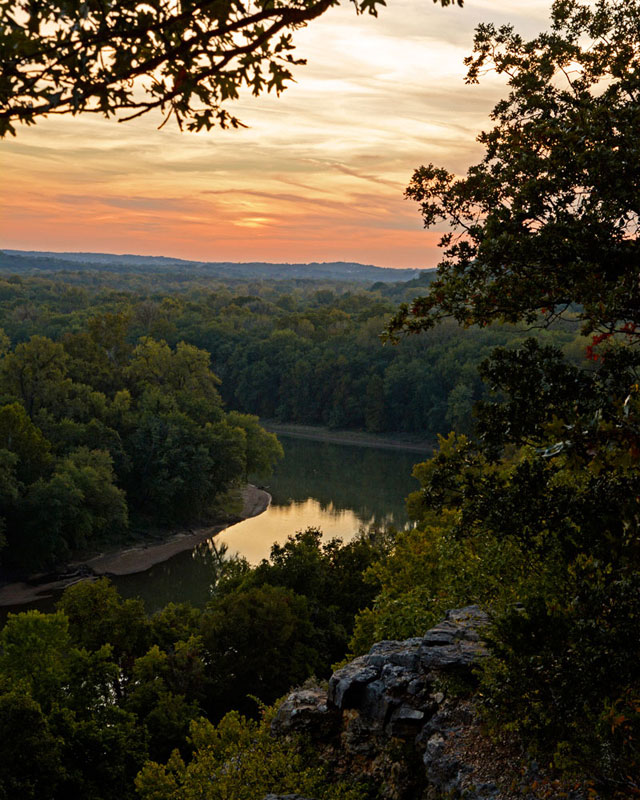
{"left": 269, "top": 607, "right": 587, "bottom": 800}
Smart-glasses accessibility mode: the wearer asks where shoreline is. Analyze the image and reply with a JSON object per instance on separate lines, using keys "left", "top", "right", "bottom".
{"left": 0, "top": 484, "right": 271, "bottom": 608}
{"left": 261, "top": 421, "right": 434, "bottom": 454}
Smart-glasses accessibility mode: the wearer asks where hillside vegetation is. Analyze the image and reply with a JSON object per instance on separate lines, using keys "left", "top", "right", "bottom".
{"left": 0, "top": 269, "right": 585, "bottom": 440}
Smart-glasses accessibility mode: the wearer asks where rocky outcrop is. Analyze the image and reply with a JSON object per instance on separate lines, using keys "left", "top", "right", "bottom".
{"left": 271, "top": 686, "right": 341, "bottom": 738}
{"left": 273, "top": 606, "right": 589, "bottom": 800}
{"left": 274, "top": 606, "right": 502, "bottom": 799}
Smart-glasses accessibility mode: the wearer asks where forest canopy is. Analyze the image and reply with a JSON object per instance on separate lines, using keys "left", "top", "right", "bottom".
{"left": 0, "top": 268, "right": 587, "bottom": 438}
{"left": 0, "top": 324, "right": 282, "bottom": 570}
{"left": 0, "top": 0, "right": 638, "bottom": 797}
{"left": 373, "top": 1, "right": 640, "bottom": 791}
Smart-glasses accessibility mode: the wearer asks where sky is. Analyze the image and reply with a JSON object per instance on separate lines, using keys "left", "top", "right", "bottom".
{"left": 1, "top": 0, "right": 553, "bottom": 269}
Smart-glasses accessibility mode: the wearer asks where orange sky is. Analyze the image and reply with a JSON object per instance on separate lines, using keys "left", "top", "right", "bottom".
{"left": 1, "top": 0, "right": 552, "bottom": 269}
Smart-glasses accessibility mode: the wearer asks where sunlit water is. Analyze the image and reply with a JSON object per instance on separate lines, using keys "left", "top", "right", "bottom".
{"left": 215, "top": 498, "right": 375, "bottom": 563}
{"left": 113, "top": 436, "right": 427, "bottom": 611}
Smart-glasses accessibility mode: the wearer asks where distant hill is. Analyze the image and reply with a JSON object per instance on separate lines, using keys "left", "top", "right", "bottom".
{"left": 0, "top": 250, "right": 428, "bottom": 284}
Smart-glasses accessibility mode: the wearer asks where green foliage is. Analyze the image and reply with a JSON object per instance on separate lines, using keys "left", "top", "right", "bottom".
{"left": 349, "top": 488, "right": 555, "bottom": 654}
{"left": 125, "top": 408, "right": 245, "bottom": 523}
{"left": 226, "top": 410, "right": 284, "bottom": 478}
{"left": 57, "top": 578, "right": 150, "bottom": 663}
{"left": 0, "top": 322, "right": 282, "bottom": 570}
{"left": 201, "top": 584, "right": 319, "bottom": 716}
{"left": 0, "top": 610, "right": 71, "bottom": 706}
{"left": 0, "top": 691, "right": 63, "bottom": 800}
{"left": 370, "top": 3, "right": 640, "bottom": 791}
{"left": 149, "top": 602, "right": 202, "bottom": 652}
{"left": 126, "top": 643, "right": 203, "bottom": 762}
{"left": 482, "top": 567, "right": 640, "bottom": 789}
{"left": 0, "top": 402, "right": 51, "bottom": 483}
{"left": 0, "top": 273, "right": 586, "bottom": 441}
{"left": 0, "top": 336, "right": 69, "bottom": 419}
{"left": 18, "top": 448, "right": 128, "bottom": 565}
{"left": 217, "top": 527, "right": 385, "bottom": 669}
{"left": 0, "top": 526, "right": 381, "bottom": 798}
{"left": 0, "top": 606, "right": 148, "bottom": 799}
{"left": 135, "top": 708, "right": 367, "bottom": 800}
{"left": 53, "top": 705, "right": 148, "bottom": 800}
{"left": 128, "top": 338, "right": 223, "bottom": 424}
{"left": 355, "top": 390, "right": 640, "bottom": 789}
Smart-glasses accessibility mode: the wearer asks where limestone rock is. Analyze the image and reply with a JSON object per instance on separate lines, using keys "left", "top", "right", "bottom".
{"left": 327, "top": 656, "right": 379, "bottom": 708}
{"left": 366, "top": 638, "right": 423, "bottom": 670}
{"left": 274, "top": 606, "right": 502, "bottom": 799}
{"left": 420, "top": 605, "right": 490, "bottom": 671}
{"left": 423, "top": 732, "right": 469, "bottom": 793}
{"left": 387, "top": 704, "right": 425, "bottom": 737}
{"left": 271, "top": 687, "right": 340, "bottom": 737}
{"left": 328, "top": 642, "right": 430, "bottom": 739}
{"left": 326, "top": 605, "right": 488, "bottom": 739}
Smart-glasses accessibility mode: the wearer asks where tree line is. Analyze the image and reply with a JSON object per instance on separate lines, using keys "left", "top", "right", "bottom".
{"left": 0, "top": 272, "right": 587, "bottom": 440}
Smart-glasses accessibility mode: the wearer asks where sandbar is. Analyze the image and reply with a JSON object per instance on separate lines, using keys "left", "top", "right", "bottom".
{"left": 0, "top": 484, "right": 271, "bottom": 607}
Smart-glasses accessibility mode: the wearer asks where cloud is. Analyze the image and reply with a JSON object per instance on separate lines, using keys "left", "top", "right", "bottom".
{"left": 1, "top": 0, "right": 554, "bottom": 267}
{"left": 53, "top": 194, "right": 198, "bottom": 213}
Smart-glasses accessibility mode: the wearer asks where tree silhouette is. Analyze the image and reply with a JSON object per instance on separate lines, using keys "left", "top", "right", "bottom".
{"left": 0, "top": 0, "right": 462, "bottom": 136}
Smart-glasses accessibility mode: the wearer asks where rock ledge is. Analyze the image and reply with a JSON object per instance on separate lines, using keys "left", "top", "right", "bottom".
{"left": 274, "top": 606, "right": 499, "bottom": 799}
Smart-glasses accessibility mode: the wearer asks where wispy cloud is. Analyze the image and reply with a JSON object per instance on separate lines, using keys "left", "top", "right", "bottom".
{"left": 1, "top": 0, "right": 553, "bottom": 267}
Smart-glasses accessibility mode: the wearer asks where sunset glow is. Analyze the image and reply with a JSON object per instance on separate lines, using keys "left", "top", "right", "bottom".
{"left": 1, "top": 0, "right": 552, "bottom": 268}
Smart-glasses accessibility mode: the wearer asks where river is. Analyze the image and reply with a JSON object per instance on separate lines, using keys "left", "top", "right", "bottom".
{"left": 112, "top": 435, "right": 426, "bottom": 612}
{"left": 2, "top": 435, "right": 428, "bottom": 616}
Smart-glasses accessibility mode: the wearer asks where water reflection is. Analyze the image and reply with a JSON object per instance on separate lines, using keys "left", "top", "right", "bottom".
{"left": 263, "top": 436, "right": 424, "bottom": 528}
{"left": 215, "top": 497, "right": 375, "bottom": 563}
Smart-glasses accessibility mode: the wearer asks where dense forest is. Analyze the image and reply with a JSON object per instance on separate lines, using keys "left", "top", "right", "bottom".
{"left": 0, "top": 265, "right": 586, "bottom": 438}
{"left": 0, "top": 243, "right": 622, "bottom": 797}
{"left": 0, "top": 252, "right": 632, "bottom": 799}
{"left": 1, "top": 0, "right": 639, "bottom": 798}
{"left": 0, "top": 311, "right": 282, "bottom": 571}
